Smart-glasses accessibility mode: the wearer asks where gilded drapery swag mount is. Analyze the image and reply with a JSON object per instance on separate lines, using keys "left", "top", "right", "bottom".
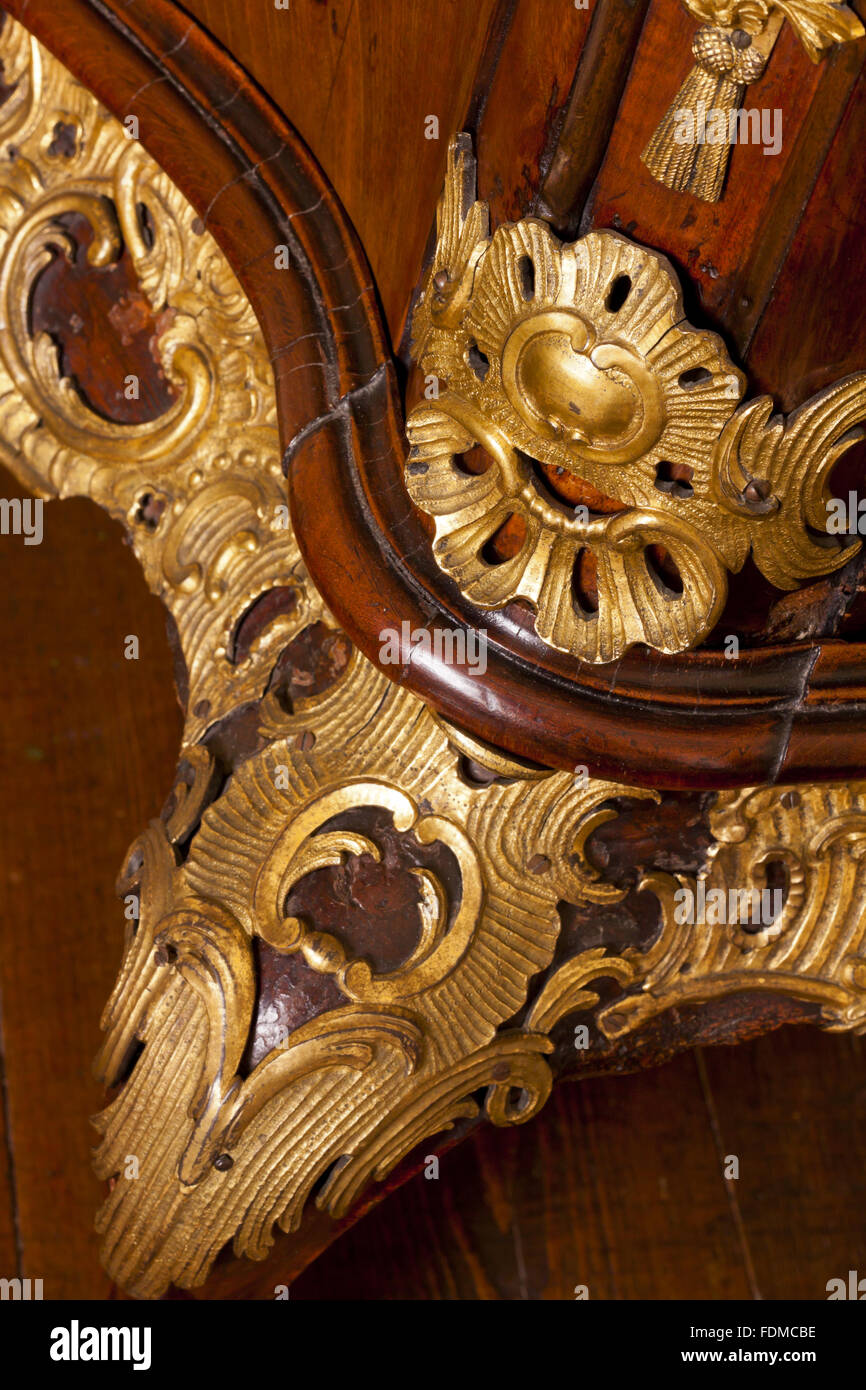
{"left": 641, "top": 0, "right": 865, "bottom": 202}
{"left": 406, "top": 134, "right": 866, "bottom": 664}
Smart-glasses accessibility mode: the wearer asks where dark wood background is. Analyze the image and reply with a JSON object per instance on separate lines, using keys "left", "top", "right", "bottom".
{"left": 0, "top": 0, "right": 865, "bottom": 1299}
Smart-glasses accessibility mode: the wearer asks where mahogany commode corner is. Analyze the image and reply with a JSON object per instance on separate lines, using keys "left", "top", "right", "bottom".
{"left": 1, "top": 0, "right": 866, "bottom": 1298}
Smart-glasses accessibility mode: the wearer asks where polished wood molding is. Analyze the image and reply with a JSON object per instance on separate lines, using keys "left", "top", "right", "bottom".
{"left": 5, "top": 0, "right": 866, "bottom": 789}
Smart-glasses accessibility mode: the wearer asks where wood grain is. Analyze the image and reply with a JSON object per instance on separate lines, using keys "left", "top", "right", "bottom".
{"left": 291, "top": 1027, "right": 866, "bottom": 1300}
{"left": 0, "top": 1035, "right": 18, "bottom": 1280}
{"left": 475, "top": 0, "right": 593, "bottom": 229}
{"left": 182, "top": 0, "right": 501, "bottom": 346}
{"left": 537, "top": 0, "right": 651, "bottom": 236}
{"left": 0, "top": 462, "right": 182, "bottom": 1298}
{"left": 582, "top": 3, "right": 866, "bottom": 359}
{"left": 747, "top": 61, "right": 866, "bottom": 408}
{"left": 10, "top": 0, "right": 866, "bottom": 787}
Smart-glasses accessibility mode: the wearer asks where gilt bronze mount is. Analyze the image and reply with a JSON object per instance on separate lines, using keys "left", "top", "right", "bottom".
{"left": 2, "top": 9, "right": 866, "bottom": 1301}
{"left": 406, "top": 135, "right": 866, "bottom": 663}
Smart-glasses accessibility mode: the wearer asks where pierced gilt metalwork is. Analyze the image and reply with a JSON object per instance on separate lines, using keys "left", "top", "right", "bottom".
{"left": 0, "top": 19, "right": 652, "bottom": 1296}
{"left": 406, "top": 135, "right": 866, "bottom": 663}
{"left": 597, "top": 781, "right": 866, "bottom": 1038}
{"left": 2, "top": 17, "right": 866, "bottom": 1300}
{"left": 642, "top": 1, "right": 865, "bottom": 201}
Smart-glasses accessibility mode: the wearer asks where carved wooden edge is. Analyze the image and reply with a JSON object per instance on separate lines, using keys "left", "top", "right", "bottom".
{"left": 4, "top": 0, "right": 866, "bottom": 790}
{"left": 535, "top": 0, "right": 653, "bottom": 236}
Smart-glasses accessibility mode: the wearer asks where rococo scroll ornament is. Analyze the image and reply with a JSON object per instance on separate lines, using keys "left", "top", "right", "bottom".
{"left": 525, "top": 779, "right": 866, "bottom": 1046}
{"left": 0, "top": 14, "right": 654, "bottom": 1297}
{"left": 3, "top": 15, "right": 866, "bottom": 1301}
{"left": 594, "top": 781, "right": 866, "bottom": 1038}
{"left": 0, "top": 17, "right": 296, "bottom": 754}
{"left": 406, "top": 135, "right": 866, "bottom": 663}
{"left": 641, "top": 1, "right": 865, "bottom": 201}
{"left": 95, "top": 664, "right": 648, "bottom": 1296}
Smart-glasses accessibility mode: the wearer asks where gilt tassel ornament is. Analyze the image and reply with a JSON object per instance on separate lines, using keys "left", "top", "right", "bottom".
{"left": 642, "top": 26, "right": 769, "bottom": 201}
{"left": 641, "top": 1, "right": 864, "bottom": 203}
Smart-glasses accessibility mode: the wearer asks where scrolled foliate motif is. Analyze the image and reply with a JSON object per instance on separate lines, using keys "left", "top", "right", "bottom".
{"left": 593, "top": 782, "right": 866, "bottom": 1039}
{"left": 0, "top": 22, "right": 301, "bottom": 751}
{"left": 5, "top": 15, "right": 866, "bottom": 1302}
{"left": 523, "top": 780, "right": 866, "bottom": 1051}
{"left": 94, "top": 659, "right": 649, "bottom": 1297}
{"left": 406, "top": 136, "right": 866, "bottom": 662}
{"left": 0, "top": 17, "right": 655, "bottom": 1298}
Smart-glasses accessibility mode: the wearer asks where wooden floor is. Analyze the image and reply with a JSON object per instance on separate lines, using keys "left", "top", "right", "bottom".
{"left": 296, "top": 1028, "right": 866, "bottom": 1300}
{"left": 1, "top": 460, "right": 864, "bottom": 1301}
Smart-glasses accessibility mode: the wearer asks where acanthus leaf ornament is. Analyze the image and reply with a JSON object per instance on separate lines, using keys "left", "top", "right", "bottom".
{"left": 406, "top": 135, "right": 866, "bottom": 663}
{"left": 0, "top": 17, "right": 658, "bottom": 1296}
{"left": 641, "top": 1, "right": 865, "bottom": 202}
